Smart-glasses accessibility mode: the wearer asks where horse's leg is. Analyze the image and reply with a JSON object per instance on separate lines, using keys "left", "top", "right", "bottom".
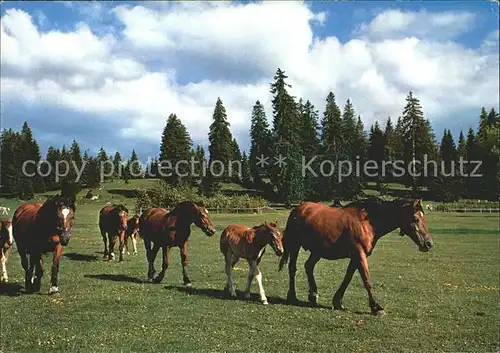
{"left": 49, "top": 244, "right": 63, "bottom": 295}
{"left": 332, "top": 258, "right": 357, "bottom": 311}
{"left": 32, "top": 253, "right": 44, "bottom": 293}
{"left": 243, "top": 260, "right": 256, "bottom": 300}
{"left": 253, "top": 263, "right": 268, "bottom": 305}
{"left": 125, "top": 235, "right": 130, "bottom": 255}
{"left": 0, "top": 247, "right": 8, "bottom": 283}
{"left": 224, "top": 253, "right": 237, "bottom": 298}
{"left": 118, "top": 231, "right": 126, "bottom": 262}
{"left": 132, "top": 235, "right": 138, "bottom": 255}
{"left": 101, "top": 229, "right": 108, "bottom": 258}
{"left": 108, "top": 233, "right": 116, "bottom": 260}
{"left": 286, "top": 245, "right": 301, "bottom": 302}
{"left": 179, "top": 241, "right": 191, "bottom": 286}
{"left": 146, "top": 243, "right": 160, "bottom": 282}
{"left": 19, "top": 249, "right": 32, "bottom": 292}
{"left": 153, "top": 246, "right": 170, "bottom": 284}
{"left": 305, "top": 252, "right": 321, "bottom": 306}
{"left": 26, "top": 253, "right": 37, "bottom": 293}
{"left": 357, "top": 251, "right": 385, "bottom": 316}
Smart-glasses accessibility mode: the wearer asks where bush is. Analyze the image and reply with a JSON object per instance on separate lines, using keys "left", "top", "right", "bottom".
{"left": 135, "top": 180, "right": 268, "bottom": 213}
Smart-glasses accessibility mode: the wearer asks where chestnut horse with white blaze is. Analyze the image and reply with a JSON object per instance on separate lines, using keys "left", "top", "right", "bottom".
{"left": 99, "top": 204, "right": 128, "bottom": 261}
{"left": 279, "top": 198, "right": 433, "bottom": 316}
{"left": 139, "top": 201, "right": 216, "bottom": 285}
{"left": 125, "top": 214, "right": 140, "bottom": 256}
{"left": 220, "top": 221, "right": 283, "bottom": 305}
{"left": 0, "top": 218, "right": 13, "bottom": 283}
{"left": 12, "top": 195, "right": 76, "bottom": 294}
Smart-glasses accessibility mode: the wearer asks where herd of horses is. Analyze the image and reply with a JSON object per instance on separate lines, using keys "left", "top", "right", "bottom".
{"left": 0, "top": 195, "right": 434, "bottom": 316}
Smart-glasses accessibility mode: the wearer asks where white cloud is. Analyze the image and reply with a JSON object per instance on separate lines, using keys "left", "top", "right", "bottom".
{"left": 1, "top": 3, "right": 498, "bottom": 155}
{"left": 355, "top": 9, "right": 477, "bottom": 40}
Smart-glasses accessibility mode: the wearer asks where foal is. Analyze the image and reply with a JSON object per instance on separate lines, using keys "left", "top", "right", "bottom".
{"left": 220, "top": 221, "right": 283, "bottom": 305}
{"left": 0, "top": 219, "right": 13, "bottom": 283}
{"left": 125, "top": 214, "right": 140, "bottom": 255}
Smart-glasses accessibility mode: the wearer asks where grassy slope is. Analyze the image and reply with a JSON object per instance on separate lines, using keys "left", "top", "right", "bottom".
{"left": 0, "top": 203, "right": 498, "bottom": 353}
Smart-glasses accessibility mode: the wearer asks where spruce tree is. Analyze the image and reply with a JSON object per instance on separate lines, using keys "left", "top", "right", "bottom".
{"left": 320, "top": 92, "right": 343, "bottom": 200}
{"left": 241, "top": 152, "right": 252, "bottom": 188}
{"left": 367, "top": 121, "right": 386, "bottom": 189}
{"left": 299, "top": 99, "right": 320, "bottom": 200}
{"left": 207, "top": 98, "right": 234, "bottom": 190}
{"left": 249, "top": 100, "right": 272, "bottom": 188}
{"left": 96, "top": 147, "right": 111, "bottom": 182}
{"left": 129, "top": 150, "right": 143, "bottom": 179}
{"left": 457, "top": 131, "right": 467, "bottom": 159}
{"left": 339, "top": 99, "right": 363, "bottom": 199}
{"left": 400, "top": 91, "right": 437, "bottom": 192}
{"left": 0, "top": 129, "right": 22, "bottom": 194}
{"left": 159, "top": 113, "right": 193, "bottom": 185}
{"left": 269, "top": 68, "right": 304, "bottom": 203}
{"left": 113, "top": 151, "right": 122, "bottom": 180}
{"left": 21, "top": 122, "right": 45, "bottom": 193}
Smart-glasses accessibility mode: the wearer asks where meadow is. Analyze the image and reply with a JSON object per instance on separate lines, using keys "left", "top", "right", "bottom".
{"left": 0, "top": 194, "right": 499, "bottom": 353}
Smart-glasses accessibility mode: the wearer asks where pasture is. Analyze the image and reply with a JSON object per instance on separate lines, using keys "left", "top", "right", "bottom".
{"left": 0, "top": 202, "right": 499, "bottom": 352}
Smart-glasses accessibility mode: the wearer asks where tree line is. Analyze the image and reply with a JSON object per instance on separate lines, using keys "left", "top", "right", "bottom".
{"left": 1, "top": 68, "right": 498, "bottom": 202}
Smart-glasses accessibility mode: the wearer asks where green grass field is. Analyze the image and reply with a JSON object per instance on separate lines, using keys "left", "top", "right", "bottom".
{"left": 0, "top": 201, "right": 498, "bottom": 353}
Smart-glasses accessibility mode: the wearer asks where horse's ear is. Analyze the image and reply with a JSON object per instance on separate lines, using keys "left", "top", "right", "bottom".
{"left": 413, "top": 199, "right": 423, "bottom": 210}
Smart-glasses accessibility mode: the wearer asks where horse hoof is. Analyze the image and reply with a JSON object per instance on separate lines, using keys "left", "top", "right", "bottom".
{"left": 261, "top": 299, "right": 268, "bottom": 305}
{"left": 308, "top": 293, "right": 319, "bottom": 306}
{"left": 184, "top": 282, "right": 192, "bottom": 287}
{"left": 243, "top": 292, "right": 251, "bottom": 300}
{"left": 373, "top": 310, "right": 386, "bottom": 317}
{"left": 133, "top": 252, "right": 137, "bottom": 256}
{"left": 147, "top": 278, "right": 154, "bottom": 284}
{"left": 48, "top": 286, "right": 59, "bottom": 295}
{"left": 152, "top": 277, "right": 163, "bottom": 284}
{"left": 286, "top": 294, "right": 298, "bottom": 303}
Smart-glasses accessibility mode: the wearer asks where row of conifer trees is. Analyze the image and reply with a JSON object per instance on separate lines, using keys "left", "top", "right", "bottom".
{"left": 1, "top": 68, "right": 498, "bottom": 202}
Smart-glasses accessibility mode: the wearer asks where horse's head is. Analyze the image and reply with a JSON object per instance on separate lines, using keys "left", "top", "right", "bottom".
{"left": 128, "top": 214, "right": 140, "bottom": 236}
{"left": 50, "top": 195, "right": 76, "bottom": 246}
{"left": 259, "top": 221, "right": 284, "bottom": 256}
{"left": 190, "top": 202, "right": 216, "bottom": 236}
{"left": 113, "top": 204, "right": 129, "bottom": 232}
{"left": 0, "top": 219, "right": 13, "bottom": 248}
{"left": 398, "top": 199, "right": 433, "bottom": 252}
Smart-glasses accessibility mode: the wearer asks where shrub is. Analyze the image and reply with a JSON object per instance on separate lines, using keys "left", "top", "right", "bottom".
{"left": 134, "top": 180, "right": 268, "bottom": 213}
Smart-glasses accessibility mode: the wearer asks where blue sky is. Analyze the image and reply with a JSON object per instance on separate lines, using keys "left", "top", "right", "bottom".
{"left": 1, "top": 1, "right": 499, "bottom": 161}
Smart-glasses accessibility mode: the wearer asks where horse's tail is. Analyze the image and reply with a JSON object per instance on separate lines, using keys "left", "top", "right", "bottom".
{"left": 279, "top": 207, "right": 299, "bottom": 272}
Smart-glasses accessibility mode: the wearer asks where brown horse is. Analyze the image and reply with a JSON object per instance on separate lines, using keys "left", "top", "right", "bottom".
{"left": 125, "top": 214, "right": 140, "bottom": 256}
{"left": 279, "top": 198, "right": 433, "bottom": 315}
{"left": 0, "top": 218, "right": 13, "bottom": 283}
{"left": 220, "top": 221, "right": 283, "bottom": 305}
{"left": 139, "top": 201, "right": 216, "bottom": 285}
{"left": 99, "top": 204, "right": 128, "bottom": 261}
{"left": 12, "top": 195, "right": 76, "bottom": 294}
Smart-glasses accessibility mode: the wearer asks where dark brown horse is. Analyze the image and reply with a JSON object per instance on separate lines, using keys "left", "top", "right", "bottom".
{"left": 0, "top": 218, "right": 13, "bottom": 283}
{"left": 125, "top": 214, "right": 140, "bottom": 256}
{"left": 12, "top": 195, "right": 76, "bottom": 294}
{"left": 139, "top": 201, "right": 216, "bottom": 285}
{"left": 99, "top": 204, "right": 128, "bottom": 261}
{"left": 220, "top": 221, "right": 283, "bottom": 305}
{"left": 279, "top": 198, "right": 433, "bottom": 315}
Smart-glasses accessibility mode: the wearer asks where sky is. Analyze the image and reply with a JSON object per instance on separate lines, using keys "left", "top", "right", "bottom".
{"left": 1, "top": 1, "right": 499, "bottom": 162}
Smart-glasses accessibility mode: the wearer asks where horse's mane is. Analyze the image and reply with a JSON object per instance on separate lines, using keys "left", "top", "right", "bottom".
{"left": 112, "top": 204, "right": 129, "bottom": 213}
{"left": 42, "top": 194, "right": 76, "bottom": 212}
{"left": 344, "top": 197, "right": 414, "bottom": 215}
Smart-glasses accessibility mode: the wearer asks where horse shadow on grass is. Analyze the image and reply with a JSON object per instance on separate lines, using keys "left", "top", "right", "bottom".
{"left": 84, "top": 274, "right": 144, "bottom": 284}
{"left": 0, "top": 282, "right": 23, "bottom": 297}
{"left": 164, "top": 285, "right": 329, "bottom": 309}
{"left": 64, "top": 252, "right": 99, "bottom": 262}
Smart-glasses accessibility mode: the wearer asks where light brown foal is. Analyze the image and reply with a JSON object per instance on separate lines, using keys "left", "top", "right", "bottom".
{"left": 220, "top": 221, "right": 283, "bottom": 305}
{"left": 0, "top": 219, "right": 13, "bottom": 283}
